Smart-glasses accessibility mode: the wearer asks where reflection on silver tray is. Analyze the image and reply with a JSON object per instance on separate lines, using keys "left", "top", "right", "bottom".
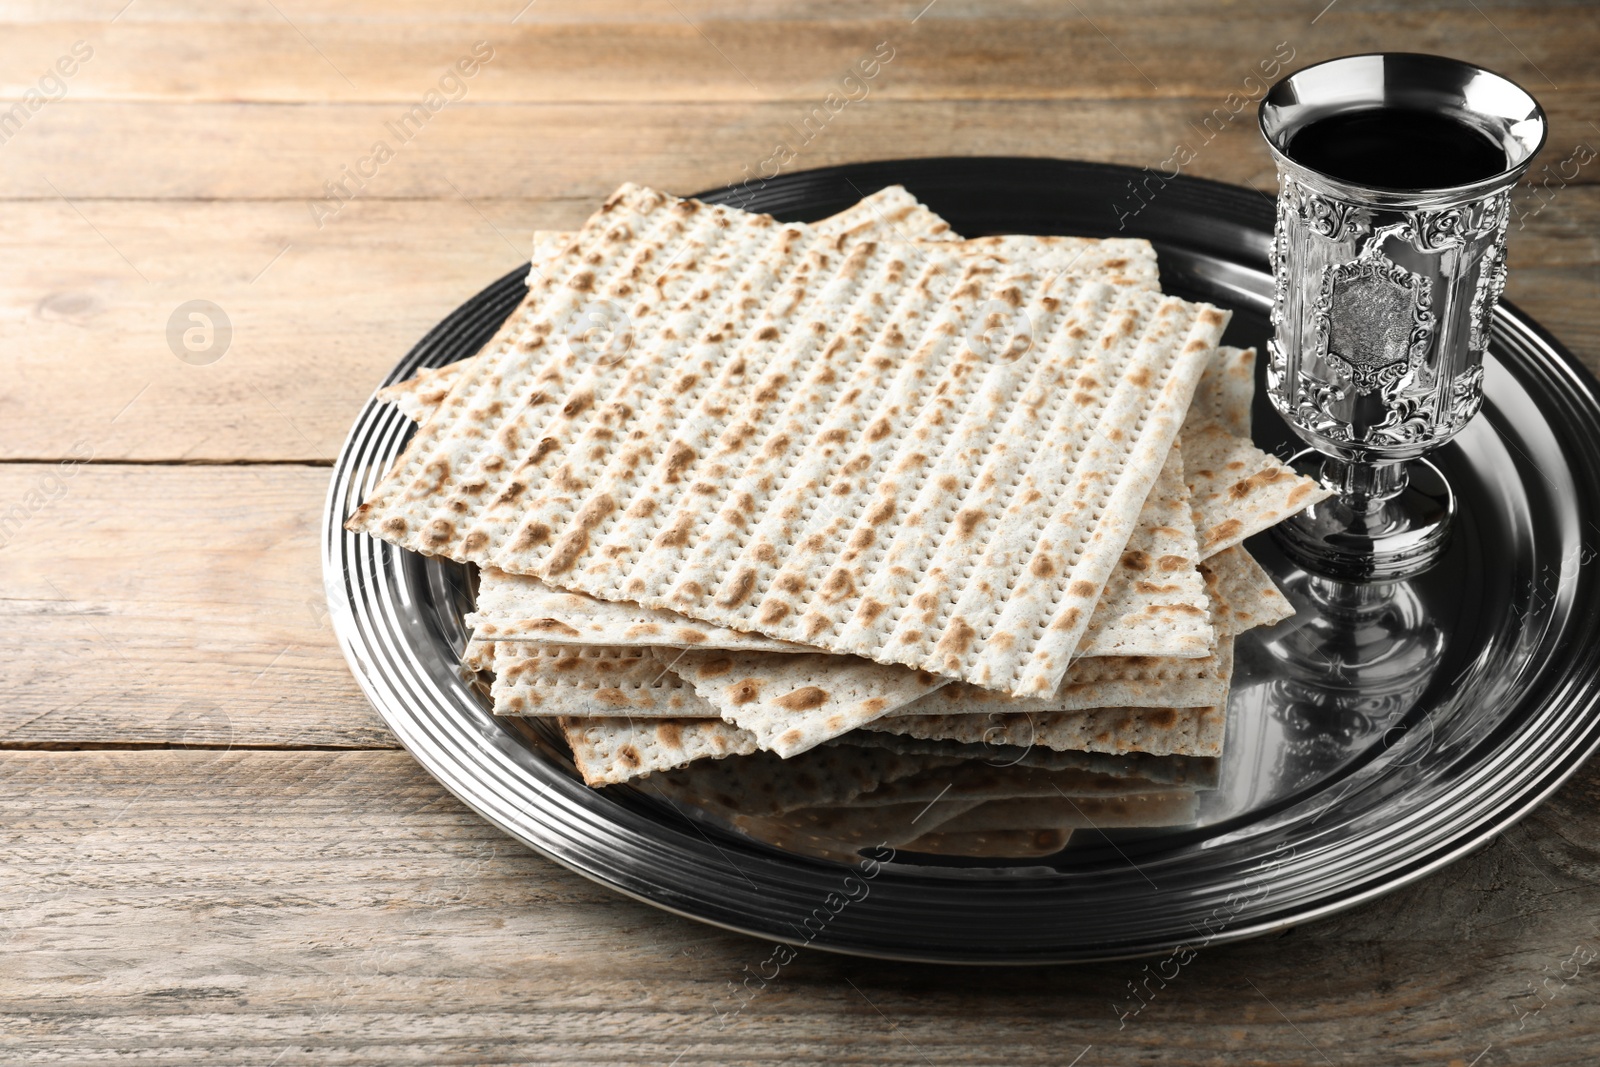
{"left": 324, "top": 158, "right": 1600, "bottom": 963}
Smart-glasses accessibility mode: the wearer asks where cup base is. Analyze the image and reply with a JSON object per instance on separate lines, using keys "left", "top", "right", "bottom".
{"left": 1272, "top": 451, "right": 1455, "bottom": 583}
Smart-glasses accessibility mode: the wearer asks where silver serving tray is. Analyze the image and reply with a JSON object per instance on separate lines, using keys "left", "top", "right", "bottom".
{"left": 323, "top": 158, "right": 1600, "bottom": 963}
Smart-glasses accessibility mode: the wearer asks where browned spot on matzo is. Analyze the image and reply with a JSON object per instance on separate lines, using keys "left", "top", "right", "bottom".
{"left": 1202, "top": 519, "right": 1244, "bottom": 551}
{"left": 776, "top": 686, "right": 830, "bottom": 711}
{"left": 526, "top": 617, "right": 581, "bottom": 637}
{"left": 663, "top": 441, "right": 696, "bottom": 483}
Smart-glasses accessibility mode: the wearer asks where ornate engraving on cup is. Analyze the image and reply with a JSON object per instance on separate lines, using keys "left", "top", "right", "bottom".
{"left": 1468, "top": 193, "right": 1511, "bottom": 351}
{"left": 1266, "top": 173, "right": 1513, "bottom": 462}
{"left": 1450, "top": 362, "right": 1487, "bottom": 424}
{"left": 1313, "top": 256, "right": 1434, "bottom": 395}
{"left": 1302, "top": 188, "right": 1362, "bottom": 240}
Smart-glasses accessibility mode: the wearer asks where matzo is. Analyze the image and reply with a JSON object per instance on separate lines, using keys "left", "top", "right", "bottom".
{"left": 922, "top": 235, "right": 1160, "bottom": 291}
{"left": 1202, "top": 545, "right": 1293, "bottom": 634}
{"left": 462, "top": 362, "right": 1234, "bottom": 665}
{"left": 462, "top": 636, "right": 497, "bottom": 672}
{"left": 474, "top": 545, "right": 1273, "bottom": 752}
{"left": 462, "top": 445, "right": 1215, "bottom": 665}
{"left": 658, "top": 647, "right": 946, "bottom": 757}
{"left": 398, "top": 221, "right": 1199, "bottom": 667}
{"left": 866, "top": 703, "right": 1226, "bottom": 758}
{"left": 378, "top": 359, "right": 476, "bottom": 424}
{"left": 890, "top": 636, "right": 1233, "bottom": 718}
{"left": 484, "top": 642, "right": 711, "bottom": 717}
{"left": 469, "top": 569, "right": 802, "bottom": 653}
{"left": 1180, "top": 343, "right": 1329, "bottom": 559}
{"left": 1190, "top": 345, "right": 1256, "bottom": 437}
{"left": 642, "top": 551, "right": 1266, "bottom": 764}
{"left": 491, "top": 544, "right": 1271, "bottom": 762}
{"left": 375, "top": 186, "right": 966, "bottom": 420}
{"left": 463, "top": 375, "right": 1216, "bottom": 668}
{"left": 1184, "top": 422, "right": 1332, "bottom": 558}
{"left": 375, "top": 208, "right": 1273, "bottom": 676}
{"left": 560, "top": 716, "right": 757, "bottom": 785}
{"left": 521, "top": 259, "right": 1225, "bottom": 694}
{"left": 1070, "top": 441, "right": 1212, "bottom": 658}
{"left": 590, "top": 275, "right": 1225, "bottom": 696}
{"left": 635, "top": 445, "right": 1270, "bottom": 753}
{"left": 645, "top": 629, "right": 1232, "bottom": 755}
{"left": 349, "top": 182, "right": 1229, "bottom": 696}
{"left": 467, "top": 415, "right": 1292, "bottom": 668}
{"left": 351, "top": 184, "right": 863, "bottom": 559}
{"left": 646, "top": 743, "right": 962, "bottom": 816}
{"left": 599, "top": 439, "right": 1213, "bottom": 758}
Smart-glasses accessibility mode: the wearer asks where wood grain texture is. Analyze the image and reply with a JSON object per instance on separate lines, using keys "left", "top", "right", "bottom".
{"left": 0, "top": 10, "right": 1592, "bottom": 104}
{"left": 5, "top": 95, "right": 1600, "bottom": 204}
{"left": 0, "top": 464, "right": 388, "bottom": 747}
{"left": 5, "top": 0, "right": 1599, "bottom": 1061}
{"left": 0, "top": 0, "right": 1589, "bottom": 19}
{"left": 1, "top": 749, "right": 1597, "bottom": 1066}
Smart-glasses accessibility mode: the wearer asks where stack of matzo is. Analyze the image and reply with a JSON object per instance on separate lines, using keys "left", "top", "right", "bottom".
{"left": 350, "top": 183, "right": 1327, "bottom": 796}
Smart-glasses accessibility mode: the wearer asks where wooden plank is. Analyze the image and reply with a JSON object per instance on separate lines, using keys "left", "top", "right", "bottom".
{"left": 5, "top": 96, "right": 1599, "bottom": 203}
{"left": 0, "top": 0, "right": 1583, "bottom": 21}
{"left": 0, "top": 12, "right": 1589, "bottom": 104}
{"left": 0, "top": 197, "right": 587, "bottom": 464}
{"left": 1, "top": 747, "right": 1597, "bottom": 1064}
{"left": 1, "top": 187, "right": 1594, "bottom": 464}
{"left": 0, "top": 464, "right": 391, "bottom": 748}
{"left": 0, "top": 99, "right": 1285, "bottom": 201}
{"left": 0, "top": 0, "right": 1584, "bottom": 19}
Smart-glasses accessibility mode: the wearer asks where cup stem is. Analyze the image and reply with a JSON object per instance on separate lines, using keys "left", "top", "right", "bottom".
{"left": 1274, "top": 451, "right": 1455, "bottom": 583}
{"left": 1321, "top": 458, "right": 1410, "bottom": 515}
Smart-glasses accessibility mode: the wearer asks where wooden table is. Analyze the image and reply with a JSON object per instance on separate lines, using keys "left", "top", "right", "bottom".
{"left": 4, "top": 2, "right": 1597, "bottom": 1063}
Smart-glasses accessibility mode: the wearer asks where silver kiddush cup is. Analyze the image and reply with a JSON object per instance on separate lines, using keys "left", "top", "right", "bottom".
{"left": 1259, "top": 54, "right": 1546, "bottom": 581}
